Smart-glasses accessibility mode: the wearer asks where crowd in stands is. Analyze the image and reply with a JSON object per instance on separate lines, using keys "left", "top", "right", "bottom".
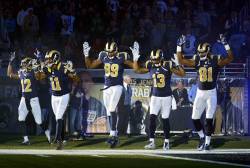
{"left": 0, "top": 0, "right": 249, "bottom": 68}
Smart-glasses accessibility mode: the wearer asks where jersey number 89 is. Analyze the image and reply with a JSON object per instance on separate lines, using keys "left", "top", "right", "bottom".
{"left": 104, "top": 63, "right": 119, "bottom": 77}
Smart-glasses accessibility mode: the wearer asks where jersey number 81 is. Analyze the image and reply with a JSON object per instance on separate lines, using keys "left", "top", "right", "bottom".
{"left": 199, "top": 67, "right": 213, "bottom": 82}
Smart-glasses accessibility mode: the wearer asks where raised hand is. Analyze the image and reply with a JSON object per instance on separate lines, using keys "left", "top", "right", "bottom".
{"left": 83, "top": 42, "right": 91, "bottom": 57}
{"left": 9, "top": 51, "right": 16, "bottom": 63}
{"left": 129, "top": 41, "right": 140, "bottom": 61}
{"left": 177, "top": 35, "right": 186, "bottom": 46}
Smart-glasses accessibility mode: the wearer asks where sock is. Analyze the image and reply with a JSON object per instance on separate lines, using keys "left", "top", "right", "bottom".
{"left": 164, "top": 139, "right": 169, "bottom": 143}
{"left": 162, "top": 118, "right": 170, "bottom": 139}
{"left": 149, "top": 114, "right": 157, "bottom": 138}
{"left": 110, "top": 112, "right": 117, "bottom": 135}
{"left": 205, "top": 136, "right": 211, "bottom": 145}
{"left": 149, "top": 138, "right": 155, "bottom": 143}
{"left": 55, "top": 119, "right": 63, "bottom": 142}
{"left": 110, "top": 130, "right": 116, "bottom": 137}
{"left": 197, "top": 130, "right": 205, "bottom": 138}
{"left": 24, "top": 136, "right": 29, "bottom": 142}
{"left": 45, "top": 129, "right": 51, "bottom": 141}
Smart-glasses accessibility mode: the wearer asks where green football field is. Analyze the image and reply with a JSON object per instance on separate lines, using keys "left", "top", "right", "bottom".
{"left": 0, "top": 155, "right": 243, "bottom": 168}
{"left": 0, "top": 134, "right": 249, "bottom": 168}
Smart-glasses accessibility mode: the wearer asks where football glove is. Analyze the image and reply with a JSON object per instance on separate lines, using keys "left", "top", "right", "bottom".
{"left": 64, "top": 60, "right": 75, "bottom": 73}
{"left": 83, "top": 42, "right": 91, "bottom": 57}
{"left": 129, "top": 41, "right": 140, "bottom": 61}
{"left": 9, "top": 51, "right": 16, "bottom": 64}
{"left": 218, "top": 34, "right": 230, "bottom": 50}
{"left": 177, "top": 35, "right": 186, "bottom": 46}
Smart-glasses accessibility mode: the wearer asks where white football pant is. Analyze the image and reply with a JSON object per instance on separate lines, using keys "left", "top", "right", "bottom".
{"left": 150, "top": 96, "right": 172, "bottom": 119}
{"left": 51, "top": 93, "right": 70, "bottom": 120}
{"left": 18, "top": 97, "right": 42, "bottom": 124}
{"left": 192, "top": 88, "right": 217, "bottom": 119}
{"left": 103, "top": 85, "right": 123, "bottom": 116}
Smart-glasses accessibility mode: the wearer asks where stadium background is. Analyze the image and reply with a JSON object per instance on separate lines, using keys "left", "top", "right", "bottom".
{"left": 0, "top": 0, "right": 249, "bottom": 136}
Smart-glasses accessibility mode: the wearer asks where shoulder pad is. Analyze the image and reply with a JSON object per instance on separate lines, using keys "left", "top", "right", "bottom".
{"left": 145, "top": 60, "right": 151, "bottom": 69}
{"left": 192, "top": 54, "right": 197, "bottom": 60}
{"left": 98, "top": 51, "right": 108, "bottom": 60}
{"left": 118, "top": 52, "right": 128, "bottom": 60}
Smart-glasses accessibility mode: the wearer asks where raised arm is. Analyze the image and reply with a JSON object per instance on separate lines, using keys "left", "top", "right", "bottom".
{"left": 217, "top": 34, "right": 234, "bottom": 67}
{"left": 176, "top": 35, "right": 195, "bottom": 67}
{"left": 170, "top": 54, "right": 185, "bottom": 77}
{"left": 130, "top": 41, "right": 149, "bottom": 74}
{"left": 83, "top": 42, "right": 102, "bottom": 69}
{"left": 7, "top": 52, "right": 19, "bottom": 79}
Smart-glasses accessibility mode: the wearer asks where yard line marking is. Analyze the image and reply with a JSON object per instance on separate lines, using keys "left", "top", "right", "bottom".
{"left": 144, "top": 153, "right": 250, "bottom": 167}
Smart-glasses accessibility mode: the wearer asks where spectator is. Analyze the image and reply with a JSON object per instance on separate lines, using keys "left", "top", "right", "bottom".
{"left": 224, "top": 11, "right": 240, "bottom": 37}
{"left": 22, "top": 8, "right": 39, "bottom": 44}
{"left": 60, "top": 9, "right": 75, "bottom": 37}
{"left": 212, "top": 36, "right": 228, "bottom": 57}
{"left": 80, "top": 71, "right": 107, "bottom": 134}
{"left": 167, "top": 0, "right": 178, "bottom": 15}
{"left": 4, "top": 10, "right": 16, "bottom": 44}
{"left": 181, "top": 21, "right": 196, "bottom": 57}
{"left": 16, "top": 4, "right": 27, "bottom": 31}
{"left": 188, "top": 78, "right": 198, "bottom": 104}
{"left": 155, "top": 0, "right": 168, "bottom": 15}
{"left": 106, "top": 0, "right": 120, "bottom": 15}
{"left": 173, "top": 79, "right": 189, "bottom": 108}
{"left": 69, "top": 81, "right": 83, "bottom": 135}
{"left": 117, "top": 74, "right": 132, "bottom": 135}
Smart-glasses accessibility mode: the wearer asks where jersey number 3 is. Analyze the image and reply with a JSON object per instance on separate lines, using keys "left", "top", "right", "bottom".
{"left": 21, "top": 79, "right": 32, "bottom": 93}
{"left": 199, "top": 67, "right": 213, "bottom": 82}
{"left": 50, "top": 77, "right": 62, "bottom": 91}
{"left": 104, "top": 63, "right": 119, "bottom": 77}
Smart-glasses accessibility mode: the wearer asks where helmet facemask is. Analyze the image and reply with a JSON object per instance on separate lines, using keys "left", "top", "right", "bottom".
{"left": 197, "top": 43, "right": 210, "bottom": 60}
{"left": 105, "top": 42, "right": 118, "bottom": 59}
{"left": 150, "top": 49, "right": 163, "bottom": 67}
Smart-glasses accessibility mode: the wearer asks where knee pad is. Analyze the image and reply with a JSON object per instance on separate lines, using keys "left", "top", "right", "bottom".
{"left": 192, "top": 119, "right": 203, "bottom": 131}
{"left": 205, "top": 118, "right": 214, "bottom": 136}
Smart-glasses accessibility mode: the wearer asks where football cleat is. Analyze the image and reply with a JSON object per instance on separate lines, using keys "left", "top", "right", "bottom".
{"left": 107, "top": 136, "right": 119, "bottom": 148}
{"left": 204, "top": 144, "right": 211, "bottom": 151}
{"left": 56, "top": 141, "right": 63, "bottom": 150}
{"left": 144, "top": 141, "right": 156, "bottom": 150}
{"left": 197, "top": 137, "right": 205, "bottom": 151}
{"left": 163, "top": 142, "right": 170, "bottom": 150}
{"left": 21, "top": 140, "right": 30, "bottom": 145}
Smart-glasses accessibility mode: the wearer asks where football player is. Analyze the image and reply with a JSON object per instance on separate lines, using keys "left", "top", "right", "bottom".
{"left": 38, "top": 50, "right": 80, "bottom": 150}
{"left": 82, "top": 41, "right": 135, "bottom": 148}
{"left": 130, "top": 42, "right": 185, "bottom": 150}
{"left": 176, "top": 34, "right": 234, "bottom": 150}
{"left": 7, "top": 53, "right": 51, "bottom": 145}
